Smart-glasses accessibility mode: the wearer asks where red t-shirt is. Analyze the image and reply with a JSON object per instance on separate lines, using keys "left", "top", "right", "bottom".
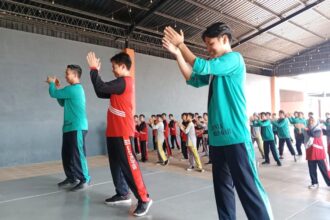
{"left": 106, "top": 77, "right": 135, "bottom": 137}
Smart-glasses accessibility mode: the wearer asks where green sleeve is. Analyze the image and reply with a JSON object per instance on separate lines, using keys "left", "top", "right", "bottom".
{"left": 324, "top": 122, "right": 330, "bottom": 127}
{"left": 253, "top": 120, "right": 271, "bottom": 127}
{"left": 49, "top": 83, "right": 72, "bottom": 99}
{"left": 288, "top": 117, "right": 297, "bottom": 124}
{"left": 272, "top": 121, "right": 279, "bottom": 128}
{"left": 191, "top": 53, "right": 241, "bottom": 77}
{"left": 252, "top": 120, "right": 262, "bottom": 127}
{"left": 186, "top": 73, "right": 210, "bottom": 88}
{"left": 57, "top": 99, "right": 65, "bottom": 107}
{"left": 273, "top": 119, "right": 286, "bottom": 128}
{"left": 260, "top": 120, "right": 271, "bottom": 127}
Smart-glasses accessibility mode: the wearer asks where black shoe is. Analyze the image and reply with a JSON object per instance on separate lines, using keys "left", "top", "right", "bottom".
{"left": 105, "top": 194, "right": 132, "bottom": 205}
{"left": 163, "top": 160, "right": 169, "bottom": 166}
{"left": 133, "top": 200, "right": 153, "bottom": 217}
{"left": 205, "top": 161, "right": 212, "bottom": 165}
{"left": 261, "top": 161, "right": 270, "bottom": 165}
{"left": 57, "top": 178, "right": 78, "bottom": 188}
{"left": 277, "top": 161, "right": 282, "bottom": 166}
{"left": 71, "top": 181, "right": 90, "bottom": 191}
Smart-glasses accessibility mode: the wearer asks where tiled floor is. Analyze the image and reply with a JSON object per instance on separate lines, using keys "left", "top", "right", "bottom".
{"left": 0, "top": 148, "right": 330, "bottom": 220}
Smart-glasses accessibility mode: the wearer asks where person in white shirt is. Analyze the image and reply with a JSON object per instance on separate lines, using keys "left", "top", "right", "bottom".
{"left": 180, "top": 113, "right": 204, "bottom": 172}
{"left": 149, "top": 114, "right": 169, "bottom": 166}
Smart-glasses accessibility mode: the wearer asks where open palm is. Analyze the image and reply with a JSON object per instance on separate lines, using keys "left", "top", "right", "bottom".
{"left": 86, "top": 52, "right": 101, "bottom": 71}
{"left": 162, "top": 38, "right": 179, "bottom": 56}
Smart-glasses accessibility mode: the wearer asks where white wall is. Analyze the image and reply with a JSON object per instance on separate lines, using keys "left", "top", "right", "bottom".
{"left": 245, "top": 74, "right": 272, "bottom": 116}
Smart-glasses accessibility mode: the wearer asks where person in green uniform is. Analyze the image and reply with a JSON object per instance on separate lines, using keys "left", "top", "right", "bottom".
{"left": 162, "top": 22, "right": 273, "bottom": 220}
{"left": 272, "top": 110, "right": 297, "bottom": 161}
{"left": 253, "top": 113, "right": 282, "bottom": 166}
{"left": 46, "top": 64, "right": 90, "bottom": 191}
{"left": 288, "top": 112, "right": 306, "bottom": 156}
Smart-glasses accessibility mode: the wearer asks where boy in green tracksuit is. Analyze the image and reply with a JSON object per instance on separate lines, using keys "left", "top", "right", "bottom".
{"left": 272, "top": 110, "right": 297, "bottom": 161}
{"left": 163, "top": 22, "right": 273, "bottom": 220}
{"left": 253, "top": 112, "right": 281, "bottom": 166}
{"left": 288, "top": 112, "right": 306, "bottom": 156}
{"left": 47, "top": 64, "right": 90, "bottom": 191}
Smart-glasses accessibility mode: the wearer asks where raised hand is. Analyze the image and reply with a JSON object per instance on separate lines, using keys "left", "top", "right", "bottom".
{"left": 162, "top": 37, "right": 180, "bottom": 56}
{"left": 86, "top": 52, "right": 101, "bottom": 71}
{"left": 46, "top": 76, "right": 56, "bottom": 84}
{"left": 164, "top": 26, "right": 184, "bottom": 47}
{"left": 55, "top": 78, "right": 61, "bottom": 88}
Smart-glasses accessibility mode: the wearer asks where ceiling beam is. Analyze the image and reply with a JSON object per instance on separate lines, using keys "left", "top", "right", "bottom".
{"left": 127, "top": 0, "right": 168, "bottom": 37}
{"left": 115, "top": 0, "right": 205, "bottom": 30}
{"left": 250, "top": 0, "right": 326, "bottom": 40}
{"left": 245, "top": 42, "right": 293, "bottom": 56}
{"left": 183, "top": 0, "right": 258, "bottom": 31}
{"left": 293, "top": 0, "right": 330, "bottom": 21}
{"left": 232, "top": 0, "right": 325, "bottom": 48}
{"left": 27, "top": 0, "right": 130, "bottom": 27}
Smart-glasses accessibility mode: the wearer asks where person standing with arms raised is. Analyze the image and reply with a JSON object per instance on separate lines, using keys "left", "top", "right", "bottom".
{"left": 162, "top": 22, "right": 273, "bottom": 220}
{"left": 86, "top": 52, "right": 152, "bottom": 217}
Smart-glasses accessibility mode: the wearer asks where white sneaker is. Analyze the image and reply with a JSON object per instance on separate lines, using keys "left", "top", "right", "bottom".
{"left": 186, "top": 166, "right": 194, "bottom": 171}
{"left": 308, "top": 184, "right": 319, "bottom": 189}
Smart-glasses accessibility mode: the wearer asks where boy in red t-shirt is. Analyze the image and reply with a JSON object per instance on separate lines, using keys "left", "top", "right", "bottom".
{"left": 87, "top": 52, "right": 152, "bottom": 217}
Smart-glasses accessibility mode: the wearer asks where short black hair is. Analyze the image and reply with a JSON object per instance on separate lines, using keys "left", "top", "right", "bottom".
{"left": 195, "top": 113, "right": 199, "bottom": 116}
{"left": 188, "top": 113, "right": 194, "bottom": 118}
{"left": 202, "top": 22, "right": 232, "bottom": 44}
{"left": 110, "top": 52, "right": 132, "bottom": 70}
{"left": 260, "top": 112, "right": 266, "bottom": 117}
{"left": 151, "top": 114, "right": 156, "bottom": 117}
{"left": 198, "top": 116, "right": 202, "bottom": 119}
{"left": 156, "top": 114, "right": 162, "bottom": 118}
{"left": 203, "top": 112, "right": 208, "bottom": 116}
{"left": 134, "top": 115, "right": 138, "bottom": 118}
{"left": 279, "top": 110, "right": 285, "bottom": 115}
{"left": 266, "top": 112, "right": 271, "bottom": 116}
{"left": 169, "top": 114, "right": 173, "bottom": 117}
{"left": 67, "top": 64, "right": 82, "bottom": 78}
{"left": 162, "top": 113, "right": 167, "bottom": 116}
{"left": 139, "top": 114, "right": 145, "bottom": 118}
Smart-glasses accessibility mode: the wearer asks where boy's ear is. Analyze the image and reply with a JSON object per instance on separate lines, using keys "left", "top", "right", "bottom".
{"left": 223, "top": 35, "right": 230, "bottom": 44}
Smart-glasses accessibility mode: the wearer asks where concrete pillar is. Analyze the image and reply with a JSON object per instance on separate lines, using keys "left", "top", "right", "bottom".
{"left": 271, "top": 76, "right": 280, "bottom": 114}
